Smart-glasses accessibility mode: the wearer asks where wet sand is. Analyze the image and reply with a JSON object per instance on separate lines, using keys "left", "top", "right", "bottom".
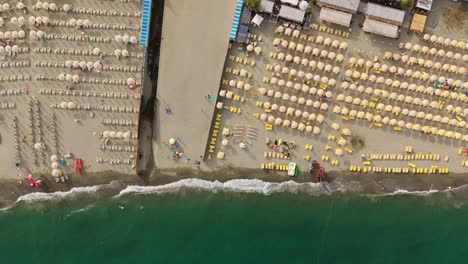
{"left": 2, "top": 167, "right": 467, "bottom": 206}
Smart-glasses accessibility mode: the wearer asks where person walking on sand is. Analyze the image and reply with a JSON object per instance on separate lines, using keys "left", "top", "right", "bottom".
{"left": 207, "top": 94, "right": 211, "bottom": 101}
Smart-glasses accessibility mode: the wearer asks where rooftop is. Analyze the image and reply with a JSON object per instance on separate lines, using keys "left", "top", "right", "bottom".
{"left": 319, "top": 7, "right": 353, "bottom": 27}
{"left": 366, "top": 3, "right": 406, "bottom": 26}
{"left": 318, "top": 0, "right": 360, "bottom": 13}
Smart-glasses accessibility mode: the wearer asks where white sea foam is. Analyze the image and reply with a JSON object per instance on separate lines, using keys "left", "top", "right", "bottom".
{"left": 370, "top": 188, "right": 440, "bottom": 198}
{"left": 117, "top": 178, "right": 327, "bottom": 197}
{"left": 16, "top": 181, "right": 123, "bottom": 203}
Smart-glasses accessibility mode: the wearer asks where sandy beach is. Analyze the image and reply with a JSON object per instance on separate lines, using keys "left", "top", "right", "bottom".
{"left": 151, "top": 0, "right": 467, "bottom": 177}
{"left": 0, "top": 0, "right": 145, "bottom": 182}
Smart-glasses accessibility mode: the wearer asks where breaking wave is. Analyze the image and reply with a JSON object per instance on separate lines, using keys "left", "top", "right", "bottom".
{"left": 11, "top": 178, "right": 468, "bottom": 207}
{"left": 115, "top": 178, "right": 362, "bottom": 197}
{"left": 15, "top": 181, "right": 125, "bottom": 203}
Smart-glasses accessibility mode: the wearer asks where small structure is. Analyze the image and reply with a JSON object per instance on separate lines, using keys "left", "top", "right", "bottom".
{"left": 317, "top": 0, "right": 360, "bottom": 13}
{"left": 259, "top": 0, "right": 274, "bottom": 13}
{"left": 362, "top": 3, "right": 405, "bottom": 38}
{"left": 409, "top": 13, "right": 427, "bottom": 33}
{"left": 278, "top": 5, "right": 306, "bottom": 23}
{"left": 317, "top": 0, "right": 359, "bottom": 27}
{"left": 363, "top": 18, "right": 399, "bottom": 38}
{"left": 416, "top": 0, "right": 433, "bottom": 12}
{"left": 365, "top": 3, "right": 405, "bottom": 26}
{"left": 319, "top": 7, "right": 352, "bottom": 27}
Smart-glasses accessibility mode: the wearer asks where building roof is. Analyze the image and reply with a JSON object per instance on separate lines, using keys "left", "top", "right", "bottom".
{"left": 366, "top": 3, "right": 405, "bottom": 26}
{"left": 259, "top": 0, "right": 274, "bottom": 13}
{"left": 416, "top": 0, "right": 433, "bottom": 11}
{"left": 363, "top": 17, "right": 399, "bottom": 38}
{"left": 319, "top": 7, "right": 352, "bottom": 27}
{"left": 236, "top": 24, "right": 249, "bottom": 42}
{"left": 317, "top": 0, "right": 360, "bottom": 13}
{"left": 278, "top": 5, "right": 305, "bottom": 23}
{"left": 240, "top": 7, "right": 252, "bottom": 24}
{"left": 410, "top": 13, "right": 427, "bottom": 33}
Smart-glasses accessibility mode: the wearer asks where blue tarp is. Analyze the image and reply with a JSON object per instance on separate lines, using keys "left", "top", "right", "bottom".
{"left": 230, "top": 0, "right": 244, "bottom": 41}
{"left": 139, "top": 0, "right": 151, "bottom": 47}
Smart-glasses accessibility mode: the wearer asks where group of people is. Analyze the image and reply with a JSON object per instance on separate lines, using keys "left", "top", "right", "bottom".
{"left": 269, "top": 139, "right": 296, "bottom": 158}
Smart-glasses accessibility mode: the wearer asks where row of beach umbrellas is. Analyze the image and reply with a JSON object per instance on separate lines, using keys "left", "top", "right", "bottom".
{"left": 260, "top": 113, "right": 322, "bottom": 134}
{"left": 422, "top": 34, "right": 468, "bottom": 50}
{"left": 227, "top": 80, "right": 252, "bottom": 91}
{"left": 246, "top": 44, "right": 262, "bottom": 55}
{"left": 351, "top": 55, "right": 466, "bottom": 74}
{"left": 274, "top": 40, "right": 345, "bottom": 61}
{"left": 336, "top": 94, "right": 468, "bottom": 120}
{"left": 273, "top": 62, "right": 341, "bottom": 75}
{"left": 269, "top": 74, "right": 337, "bottom": 86}
{"left": 65, "top": 60, "right": 102, "bottom": 70}
{"left": 0, "top": 30, "right": 26, "bottom": 39}
{"left": 401, "top": 44, "right": 468, "bottom": 62}
{"left": 102, "top": 130, "right": 132, "bottom": 140}
{"left": 0, "top": 45, "right": 20, "bottom": 53}
{"left": 115, "top": 35, "right": 138, "bottom": 44}
{"left": 261, "top": 102, "right": 326, "bottom": 121}
{"left": 263, "top": 81, "right": 334, "bottom": 96}
{"left": 340, "top": 81, "right": 467, "bottom": 102}
{"left": 33, "top": 2, "right": 59, "bottom": 11}
{"left": 275, "top": 27, "right": 348, "bottom": 50}
{"left": 345, "top": 68, "right": 467, "bottom": 89}
{"left": 259, "top": 88, "right": 330, "bottom": 110}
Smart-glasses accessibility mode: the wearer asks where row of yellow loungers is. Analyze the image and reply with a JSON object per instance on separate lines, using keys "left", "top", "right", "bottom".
{"left": 261, "top": 163, "right": 289, "bottom": 171}
{"left": 368, "top": 154, "right": 440, "bottom": 160}
{"left": 208, "top": 113, "right": 222, "bottom": 155}
{"left": 224, "top": 67, "right": 252, "bottom": 78}
{"left": 310, "top": 23, "right": 350, "bottom": 38}
{"left": 349, "top": 166, "right": 449, "bottom": 174}
{"left": 227, "top": 54, "right": 256, "bottom": 66}
{"left": 264, "top": 152, "right": 290, "bottom": 160}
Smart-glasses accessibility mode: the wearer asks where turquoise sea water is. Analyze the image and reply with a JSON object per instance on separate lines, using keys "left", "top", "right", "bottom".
{"left": 1, "top": 185, "right": 468, "bottom": 263}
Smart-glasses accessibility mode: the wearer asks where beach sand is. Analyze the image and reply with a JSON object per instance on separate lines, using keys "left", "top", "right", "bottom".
{"left": 0, "top": 0, "right": 145, "bottom": 180}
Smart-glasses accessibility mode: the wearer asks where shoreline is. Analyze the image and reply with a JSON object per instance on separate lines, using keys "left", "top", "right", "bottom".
{"left": 2, "top": 166, "right": 468, "bottom": 206}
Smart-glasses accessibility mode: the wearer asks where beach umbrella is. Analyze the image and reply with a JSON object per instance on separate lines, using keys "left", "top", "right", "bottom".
{"left": 254, "top": 46, "right": 262, "bottom": 55}
{"left": 349, "top": 57, "right": 357, "bottom": 65}
{"left": 437, "top": 50, "right": 445, "bottom": 57}
{"left": 316, "top": 115, "right": 324, "bottom": 124}
{"left": 291, "top": 121, "right": 298, "bottom": 129}
{"left": 331, "top": 66, "right": 340, "bottom": 75}
{"left": 316, "top": 35, "right": 324, "bottom": 44}
{"left": 336, "top": 54, "right": 344, "bottom": 62}
{"left": 289, "top": 42, "right": 297, "bottom": 50}
{"left": 324, "top": 38, "right": 332, "bottom": 46}
{"left": 285, "top": 28, "right": 292, "bottom": 36}
{"left": 446, "top": 51, "right": 454, "bottom": 59}
{"left": 333, "top": 106, "right": 341, "bottom": 114}
{"left": 401, "top": 55, "right": 409, "bottom": 63}
{"left": 313, "top": 127, "right": 321, "bottom": 135}
{"left": 421, "top": 46, "right": 429, "bottom": 54}
{"left": 72, "top": 75, "right": 79, "bottom": 82}
{"left": 339, "top": 42, "right": 347, "bottom": 50}
{"left": 65, "top": 74, "right": 72, "bottom": 82}
{"left": 260, "top": 113, "right": 267, "bottom": 121}
{"left": 267, "top": 115, "right": 275, "bottom": 124}
{"left": 301, "top": 85, "right": 309, "bottom": 93}
{"left": 276, "top": 26, "right": 284, "bottom": 33}
{"left": 437, "top": 36, "right": 444, "bottom": 44}
{"left": 301, "top": 58, "right": 309, "bottom": 66}
{"left": 331, "top": 40, "right": 340, "bottom": 48}
{"left": 404, "top": 42, "right": 412, "bottom": 50}
{"left": 341, "top": 128, "right": 351, "bottom": 136}
{"left": 122, "top": 50, "right": 129, "bottom": 57}
{"left": 341, "top": 108, "right": 349, "bottom": 116}
{"left": 63, "top": 4, "right": 71, "bottom": 11}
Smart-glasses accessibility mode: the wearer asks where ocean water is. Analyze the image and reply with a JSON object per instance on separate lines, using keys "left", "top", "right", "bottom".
{"left": 1, "top": 179, "right": 468, "bottom": 263}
